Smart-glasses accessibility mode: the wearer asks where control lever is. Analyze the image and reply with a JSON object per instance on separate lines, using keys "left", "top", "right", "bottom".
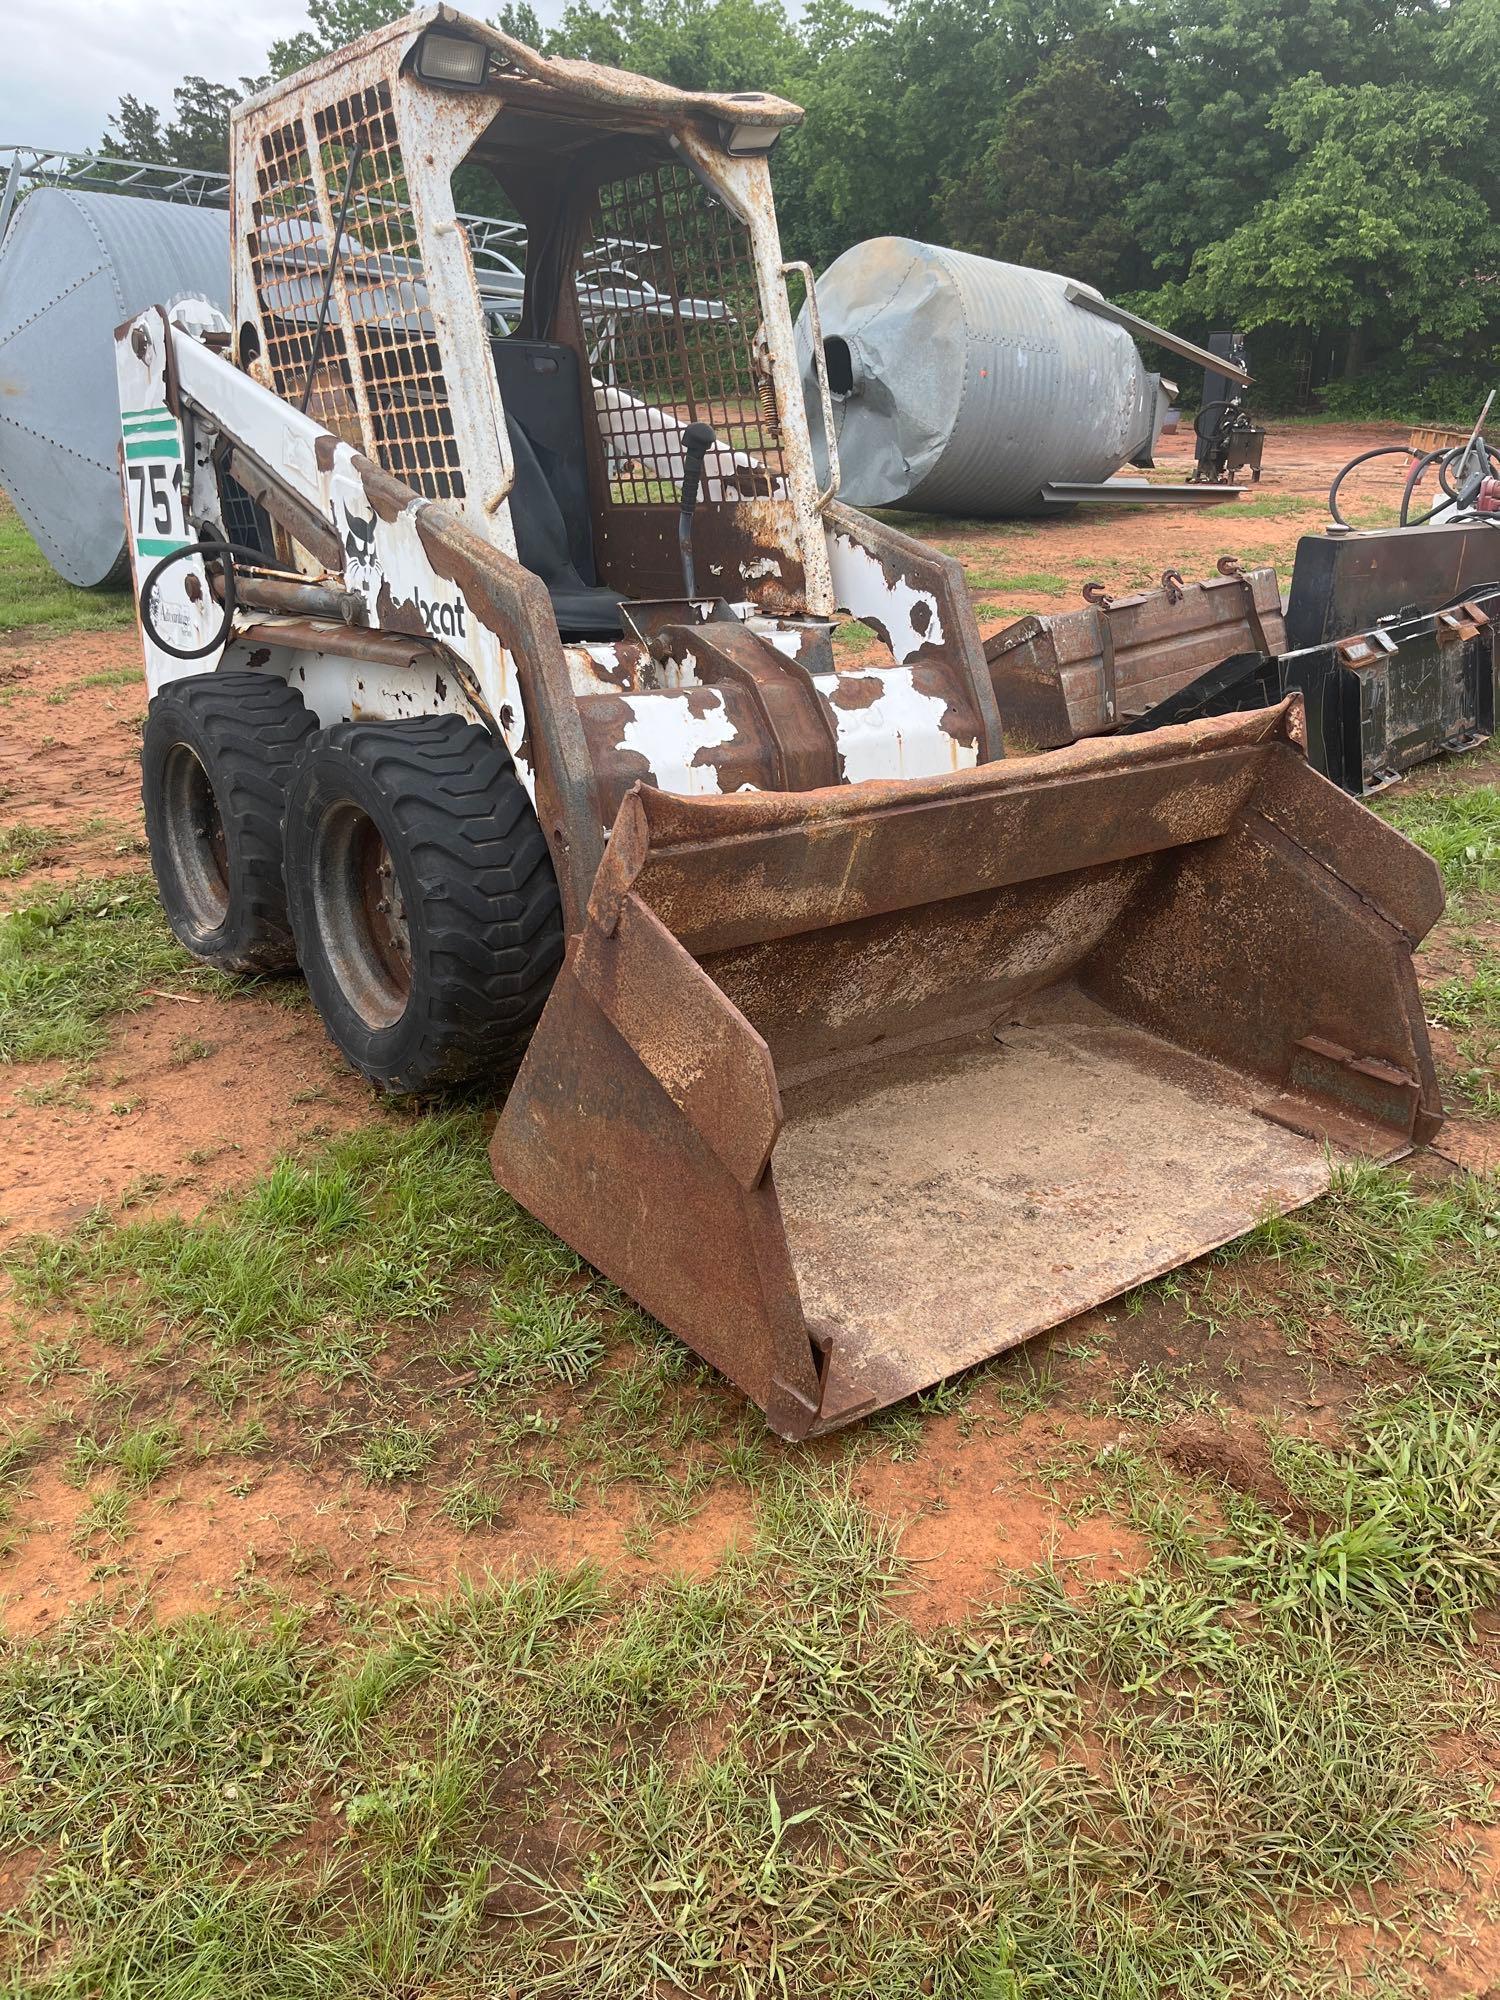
{"left": 677, "top": 422, "right": 716, "bottom": 598}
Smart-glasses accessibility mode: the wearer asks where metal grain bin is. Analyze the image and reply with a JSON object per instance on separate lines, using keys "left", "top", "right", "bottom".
{"left": 795, "top": 235, "right": 1166, "bottom": 517}
{"left": 0, "top": 188, "right": 227, "bottom": 586}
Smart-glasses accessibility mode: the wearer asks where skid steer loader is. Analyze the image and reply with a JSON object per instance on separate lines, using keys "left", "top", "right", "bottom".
{"left": 118, "top": 8, "right": 1444, "bottom": 1438}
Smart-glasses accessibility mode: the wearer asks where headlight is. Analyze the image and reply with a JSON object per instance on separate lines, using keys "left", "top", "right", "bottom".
{"left": 719, "top": 99, "right": 781, "bottom": 155}
{"left": 413, "top": 31, "right": 490, "bottom": 88}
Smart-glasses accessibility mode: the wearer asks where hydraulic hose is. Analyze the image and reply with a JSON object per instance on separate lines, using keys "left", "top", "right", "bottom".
{"left": 136, "top": 538, "right": 276, "bottom": 662}
{"left": 1399, "top": 447, "right": 1454, "bottom": 528}
{"left": 1329, "top": 435, "right": 1500, "bottom": 531}
{"left": 1326, "top": 444, "right": 1419, "bottom": 529}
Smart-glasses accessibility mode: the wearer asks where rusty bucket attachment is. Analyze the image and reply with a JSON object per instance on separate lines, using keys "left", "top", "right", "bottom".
{"left": 492, "top": 703, "right": 1443, "bottom": 1438}
{"left": 984, "top": 562, "right": 1287, "bottom": 749}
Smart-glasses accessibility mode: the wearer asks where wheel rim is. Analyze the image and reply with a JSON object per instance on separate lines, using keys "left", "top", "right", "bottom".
{"left": 161, "top": 742, "right": 230, "bottom": 931}
{"left": 310, "top": 801, "right": 413, "bottom": 1030}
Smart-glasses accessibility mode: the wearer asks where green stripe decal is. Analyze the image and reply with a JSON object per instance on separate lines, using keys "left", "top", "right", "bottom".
{"left": 136, "top": 538, "right": 190, "bottom": 558}
{"left": 125, "top": 438, "right": 180, "bottom": 461}
{"left": 120, "top": 407, "right": 173, "bottom": 421}
{"left": 122, "top": 417, "right": 177, "bottom": 436}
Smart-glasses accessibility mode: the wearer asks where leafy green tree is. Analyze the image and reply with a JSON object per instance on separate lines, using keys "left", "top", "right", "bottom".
{"left": 101, "top": 76, "right": 253, "bottom": 174}
{"left": 267, "top": 0, "right": 410, "bottom": 77}
{"left": 1118, "top": 0, "right": 1447, "bottom": 279}
{"left": 939, "top": 48, "right": 1140, "bottom": 289}
{"left": 83, "top": 0, "right": 1500, "bottom": 410}
{"left": 553, "top": 0, "right": 803, "bottom": 94}
{"left": 1164, "top": 75, "right": 1500, "bottom": 375}
{"left": 494, "top": 2, "right": 548, "bottom": 45}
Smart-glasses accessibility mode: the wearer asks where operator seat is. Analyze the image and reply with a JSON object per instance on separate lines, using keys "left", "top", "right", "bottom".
{"left": 491, "top": 337, "right": 626, "bottom": 641}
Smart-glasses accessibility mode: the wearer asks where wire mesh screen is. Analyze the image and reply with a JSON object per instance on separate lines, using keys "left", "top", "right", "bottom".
{"left": 247, "top": 87, "right": 465, "bottom": 500}
{"left": 247, "top": 116, "right": 359, "bottom": 445}
{"left": 589, "top": 161, "right": 784, "bottom": 505}
{"left": 313, "top": 83, "right": 464, "bottom": 501}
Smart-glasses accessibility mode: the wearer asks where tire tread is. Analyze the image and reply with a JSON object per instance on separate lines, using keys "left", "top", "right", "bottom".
{"left": 284, "top": 715, "right": 563, "bottom": 1092}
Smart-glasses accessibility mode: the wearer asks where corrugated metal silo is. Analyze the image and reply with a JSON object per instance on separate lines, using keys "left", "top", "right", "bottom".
{"left": 0, "top": 188, "right": 228, "bottom": 586}
{"left": 795, "top": 236, "right": 1167, "bottom": 517}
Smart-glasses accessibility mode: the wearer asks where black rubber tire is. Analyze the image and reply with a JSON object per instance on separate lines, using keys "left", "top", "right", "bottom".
{"left": 282, "top": 716, "right": 564, "bottom": 1093}
{"left": 141, "top": 671, "right": 317, "bottom": 973}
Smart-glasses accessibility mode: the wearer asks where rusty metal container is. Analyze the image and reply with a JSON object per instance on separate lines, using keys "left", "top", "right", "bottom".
{"left": 493, "top": 702, "right": 1442, "bottom": 1438}
{"left": 986, "top": 564, "right": 1286, "bottom": 749}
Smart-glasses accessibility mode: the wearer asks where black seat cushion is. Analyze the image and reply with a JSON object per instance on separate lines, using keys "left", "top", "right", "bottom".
{"left": 493, "top": 338, "right": 625, "bottom": 642}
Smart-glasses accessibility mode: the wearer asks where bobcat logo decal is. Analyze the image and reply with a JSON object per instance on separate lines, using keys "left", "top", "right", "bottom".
{"left": 342, "top": 500, "right": 382, "bottom": 600}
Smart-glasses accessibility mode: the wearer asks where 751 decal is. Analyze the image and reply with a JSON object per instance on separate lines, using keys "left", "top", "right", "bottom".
{"left": 120, "top": 408, "right": 186, "bottom": 557}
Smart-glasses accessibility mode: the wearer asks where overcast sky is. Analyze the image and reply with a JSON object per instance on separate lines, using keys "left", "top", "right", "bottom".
{"left": 0, "top": 0, "right": 568, "bottom": 154}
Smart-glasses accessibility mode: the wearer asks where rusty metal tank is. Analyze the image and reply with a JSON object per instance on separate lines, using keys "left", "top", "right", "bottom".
{"left": 0, "top": 188, "right": 228, "bottom": 585}
{"left": 795, "top": 236, "right": 1167, "bottom": 517}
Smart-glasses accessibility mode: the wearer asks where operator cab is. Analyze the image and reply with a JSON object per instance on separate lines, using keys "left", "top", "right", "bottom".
{"left": 493, "top": 338, "right": 625, "bottom": 639}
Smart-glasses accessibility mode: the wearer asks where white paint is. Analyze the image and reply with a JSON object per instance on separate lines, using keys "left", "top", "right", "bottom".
{"left": 815, "top": 666, "right": 979, "bottom": 784}
{"left": 221, "top": 643, "right": 485, "bottom": 732}
{"left": 762, "top": 626, "right": 806, "bottom": 659}
{"left": 114, "top": 311, "right": 220, "bottom": 695}
{"left": 825, "top": 529, "right": 946, "bottom": 664}
{"left": 618, "top": 689, "right": 741, "bottom": 795}
{"left": 169, "top": 332, "right": 537, "bottom": 791}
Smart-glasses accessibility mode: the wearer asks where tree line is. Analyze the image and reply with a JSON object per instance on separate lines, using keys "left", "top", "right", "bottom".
{"left": 103, "top": 0, "right": 1500, "bottom": 417}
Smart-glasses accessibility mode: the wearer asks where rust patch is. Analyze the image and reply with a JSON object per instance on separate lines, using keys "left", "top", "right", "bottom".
{"left": 688, "top": 738, "right": 747, "bottom": 791}
{"left": 579, "top": 693, "right": 658, "bottom": 793}
{"left": 373, "top": 576, "right": 427, "bottom": 640}
{"left": 828, "top": 674, "right": 883, "bottom": 710}
{"left": 355, "top": 457, "right": 412, "bottom": 528}
{"left": 912, "top": 660, "right": 980, "bottom": 752}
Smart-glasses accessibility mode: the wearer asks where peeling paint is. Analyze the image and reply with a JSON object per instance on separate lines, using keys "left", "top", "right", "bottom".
{"left": 618, "top": 687, "right": 741, "bottom": 795}
{"left": 812, "top": 665, "right": 979, "bottom": 783}
{"left": 826, "top": 529, "right": 945, "bottom": 664}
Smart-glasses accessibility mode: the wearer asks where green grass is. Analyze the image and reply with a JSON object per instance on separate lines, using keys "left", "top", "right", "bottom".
{"left": 472, "top": 1283, "right": 607, "bottom": 1388}
{"left": 1227, "top": 490, "right": 1324, "bottom": 519}
{"left": 833, "top": 618, "right": 879, "bottom": 652}
{"left": 70, "top": 1416, "right": 182, "bottom": 1488}
{"left": 9, "top": 1113, "right": 508, "bottom": 1355}
{"left": 0, "top": 821, "right": 65, "bottom": 881}
{"left": 1427, "top": 950, "right": 1500, "bottom": 1113}
{"left": 0, "top": 499, "right": 134, "bottom": 634}
{"left": 0, "top": 870, "right": 193, "bottom": 1064}
{"left": 356, "top": 1421, "right": 437, "bottom": 1483}
{"left": 1377, "top": 783, "right": 1500, "bottom": 893}
{"left": 0, "top": 1120, "right": 1497, "bottom": 1993}
{"left": 68, "top": 664, "right": 141, "bottom": 692}
{"left": 0, "top": 1453, "right": 1489, "bottom": 1998}
{"left": 965, "top": 568, "right": 1072, "bottom": 596}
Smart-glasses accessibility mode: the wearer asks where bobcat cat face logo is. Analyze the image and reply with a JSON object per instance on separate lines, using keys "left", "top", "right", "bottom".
{"left": 341, "top": 506, "right": 380, "bottom": 597}
{"left": 343, "top": 507, "right": 377, "bottom": 565}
